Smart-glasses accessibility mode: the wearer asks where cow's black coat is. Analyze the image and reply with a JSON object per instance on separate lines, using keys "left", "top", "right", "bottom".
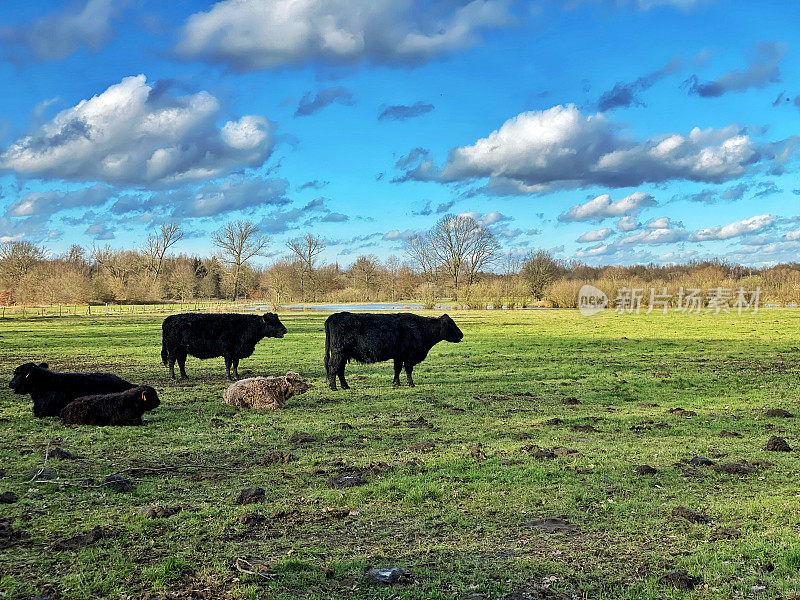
{"left": 324, "top": 312, "right": 463, "bottom": 390}
{"left": 161, "top": 313, "right": 287, "bottom": 380}
{"left": 8, "top": 362, "right": 136, "bottom": 418}
{"left": 60, "top": 385, "right": 160, "bottom": 426}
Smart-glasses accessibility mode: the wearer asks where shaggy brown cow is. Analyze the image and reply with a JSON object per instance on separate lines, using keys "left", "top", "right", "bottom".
{"left": 223, "top": 372, "right": 310, "bottom": 410}
{"left": 60, "top": 385, "right": 160, "bottom": 426}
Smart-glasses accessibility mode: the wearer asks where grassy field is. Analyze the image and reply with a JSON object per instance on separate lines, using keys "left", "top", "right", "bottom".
{"left": 1, "top": 309, "right": 800, "bottom": 599}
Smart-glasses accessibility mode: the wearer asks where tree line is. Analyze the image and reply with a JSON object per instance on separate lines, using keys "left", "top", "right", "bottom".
{"left": 2, "top": 214, "right": 800, "bottom": 309}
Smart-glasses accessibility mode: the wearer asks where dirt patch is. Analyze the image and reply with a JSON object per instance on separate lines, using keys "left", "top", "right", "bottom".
{"left": 666, "top": 408, "right": 697, "bottom": 417}
{"left": 544, "top": 418, "right": 563, "bottom": 425}
{"left": 365, "top": 567, "right": 413, "bottom": 586}
{"left": 0, "top": 519, "right": 27, "bottom": 548}
{"left": 328, "top": 474, "right": 368, "bottom": 488}
{"left": 408, "top": 441, "right": 435, "bottom": 452}
{"left": 28, "top": 468, "right": 57, "bottom": 481}
{"left": 336, "top": 422, "right": 354, "bottom": 430}
{"left": 659, "top": 570, "right": 703, "bottom": 590}
{"left": 710, "top": 527, "right": 742, "bottom": 540}
{"left": 637, "top": 402, "right": 659, "bottom": 407}
{"left": 765, "top": 408, "right": 793, "bottom": 418}
{"left": 764, "top": 436, "right": 792, "bottom": 451}
{"left": 525, "top": 516, "right": 578, "bottom": 533}
{"left": 239, "top": 512, "right": 267, "bottom": 525}
{"left": 56, "top": 525, "right": 107, "bottom": 550}
{"left": 0, "top": 491, "right": 18, "bottom": 503}
{"left": 139, "top": 506, "right": 181, "bottom": 519}
{"left": 635, "top": 465, "right": 658, "bottom": 475}
{"left": 103, "top": 474, "right": 133, "bottom": 493}
{"left": 406, "top": 416, "right": 434, "bottom": 429}
{"left": 504, "top": 584, "right": 569, "bottom": 600}
{"left": 561, "top": 397, "right": 580, "bottom": 405}
{"left": 720, "top": 430, "right": 743, "bottom": 438}
{"left": 552, "top": 446, "right": 581, "bottom": 457}
{"left": 520, "top": 445, "right": 555, "bottom": 460}
{"left": 688, "top": 456, "right": 715, "bottom": 466}
{"left": 514, "top": 432, "right": 532, "bottom": 440}
{"left": 570, "top": 424, "right": 599, "bottom": 433}
{"left": 264, "top": 450, "right": 294, "bottom": 464}
{"left": 46, "top": 447, "right": 79, "bottom": 460}
{"left": 288, "top": 432, "right": 316, "bottom": 444}
{"left": 671, "top": 506, "right": 709, "bottom": 524}
{"left": 235, "top": 488, "right": 265, "bottom": 505}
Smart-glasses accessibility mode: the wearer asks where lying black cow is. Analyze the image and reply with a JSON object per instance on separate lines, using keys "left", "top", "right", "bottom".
{"left": 324, "top": 312, "right": 463, "bottom": 390}
{"left": 161, "top": 312, "right": 287, "bottom": 380}
{"left": 60, "top": 385, "right": 160, "bottom": 426}
{"left": 9, "top": 362, "right": 136, "bottom": 418}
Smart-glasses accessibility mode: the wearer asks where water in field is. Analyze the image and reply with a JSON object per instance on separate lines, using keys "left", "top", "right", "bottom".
{"left": 251, "top": 303, "right": 426, "bottom": 311}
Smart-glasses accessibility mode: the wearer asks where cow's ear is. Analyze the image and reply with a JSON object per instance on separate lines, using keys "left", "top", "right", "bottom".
{"left": 439, "top": 314, "right": 449, "bottom": 320}
{"left": 38, "top": 362, "right": 48, "bottom": 369}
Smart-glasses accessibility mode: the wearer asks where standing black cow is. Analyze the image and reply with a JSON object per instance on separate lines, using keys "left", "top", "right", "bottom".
{"left": 9, "top": 362, "right": 136, "bottom": 418}
{"left": 161, "top": 313, "right": 287, "bottom": 380}
{"left": 324, "top": 312, "right": 463, "bottom": 390}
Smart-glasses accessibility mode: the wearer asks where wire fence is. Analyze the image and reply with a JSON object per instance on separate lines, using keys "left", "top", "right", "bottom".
{"left": 0, "top": 301, "right": 255, "bottom": 320}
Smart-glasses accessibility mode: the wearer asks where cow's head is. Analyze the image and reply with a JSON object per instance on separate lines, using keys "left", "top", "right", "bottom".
{"left": 9, "top": 362, "right": 49, "bottom": 394}
{"left": 138, "top": 386, "right": 161, "bottom": 410}
{"left": 261, "top": 312, "right": 287, "bottom": 338}
{"left": 284, "top": 371, "right": 311, "bottom": 396}
{"left": 438, "top": 314, "right": 464, "bottom": 343}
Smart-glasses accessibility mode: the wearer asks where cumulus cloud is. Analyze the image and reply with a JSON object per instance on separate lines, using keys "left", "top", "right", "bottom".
{"left": 559, "top": 191, "right": 655, "bottom": 222}
{"left": 383, "top": 229, "right": 416, "bottom": 241}
{"left": 258, "top": 196, "right": 347, "bottom": 234}
{"left": 159, "top": 177, "right": 290, "bottom": 218}
{"left": 617, "top": 215, "right": 639, "bottom": 231}
{"left": 691, "top": 214, "right": 777, "bottom": 241}
{"left": 0, "top": 0, "right": 122, "bottom": 64}
{"left": 618, "top": 226, "right": 688, "bottom": 244}
{"left": 597, "top": 56, "right": 681, "bottom": 111}
{"left": 577, "top": 228, "right": 613, "bottom": 242}
{"left": 5, "top": 184, "right": 113, "bottom": 218}
{"left": 0, "top": 75, "right": 275, "bottom": 187}
{"left": 295, "top": 87, "right": 354, "bottom": 117}
{"left": 646, "top": 216, "right": 673, "bottom": 228}
{"left": 176, "top": 0, "right": 513, "bottom": 71}
{"left": 378, "top": 101, "right": 435, "bottom": 121}
{"left": 397, "top": 105, "right": 784, "bottom": 191}
{"left": 685, "top": 42, "right": 785, "bottom": 98}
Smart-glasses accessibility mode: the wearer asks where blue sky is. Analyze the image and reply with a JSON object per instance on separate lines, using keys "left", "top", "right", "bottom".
{"left": 0, "top": 0, "right": 798, "bottom": 267}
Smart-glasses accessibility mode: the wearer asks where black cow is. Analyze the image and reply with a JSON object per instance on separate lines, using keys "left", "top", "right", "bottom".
{"left": 161, "top": 312, "right": 287, "bottom": 380}
{"left": 60, "top": 385, "right": 160, "bottom": 426}
{"left": 9, "top": 362, "right": 136, "bottom": 418}
{"left": 324, "top": 312, "right": 463, "bottom": 390}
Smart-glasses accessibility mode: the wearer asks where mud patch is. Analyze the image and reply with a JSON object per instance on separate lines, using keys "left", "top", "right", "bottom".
{"left": 635, "top": 465, "right": 658, "bottom": 475}
{"left": 406, "top": 416, "right": 434, "bottom": 429}
{"left": 713, "top": 462, "right": 758, "bottom": 475}
{"left": 570, "top": 424, "right": 599, "bottom": 433}
{"left": 103, "top": 474, "right": 133, "bottom": 493}
{"left": 637, "top": 402, "right": 659, "bottom": 407}
{"left": 561, "top": 397, "right": 580, "bottom": 405}
{"left": 28, "top": 468, "right": 57, "bottom": 481}
{"left": 711, "top": 527, "right": 742, "bottom": 540}
{"left": 666, "top": 408, "right": 697, "bottom": 417}
{"left": 264, "top": 450, "right": 295, "bottom": 464}
{"left": 0, "top": 491, "right": 18, "bottom": 503}
{"left": 671, "top": 506, "right": 709, "bottom": 524}
{"left": 720, "top": 430, "right": 743, "bottom": 438}
{"left": 139, "top": 506, "right": 181, "bottom": 519}
{"left": 764, "top": 436, "right": 791, "bottom": 451}
{"left": 46, "top": 447, "right": 79, "bottom": 460}
{"left": 765, "top": 408, "right": 793, "bottom": 418}
{"left": 328, "top": 474, "right": 368, "bottom": 488}
{"left": 366, "top": 567, "right": 413, "bottom": 586}
{"left": 235, "top": 488, "right": 265, "bottom": 505}
{"left": 525, "top": 517, "right": 578, "bottom": 533}
{"left": 56, "top": 525, "right": 107, "bottom": 550}
{"left": 409, "top": 441, "right": 435, "bottom": 452}
{"left": 0, "top": 519, "right": 27, "bottom": 548}
{"left": 659, "top": 570, "right": 703, "bottom": 590}
{"left": 544, "top": 418, "right": 563, "bottom": 425}
{"left": 688, "top": 456, "right": 715, "bottom": 466}
{"left": 504, "top": 583, "right": 568, "bottom": 600}
{"left": 288, "top": 432, "right": 316, "bottom": 444}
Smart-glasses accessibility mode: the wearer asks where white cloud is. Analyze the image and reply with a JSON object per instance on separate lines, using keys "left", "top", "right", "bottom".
{"left": 617, "top": 215, "right": 639, "bottom": 231}
{"left": 576, "top": 228, "right": 613, "bottom": 243}
{"left": 384, "top": 229, "right": 416, "bottom": 241}
{"left": 619, "top": 227, "right": 689, "bottom": 244}
{"left": 784, "top": 230, "right": 800, "bottom": 241}
{"left": 559, "top": 191, "right": 655, "bottom": 222}
{"left": 1, "top": 75, "right": 275, "bottom": 187}
{"left": 177, "top": 0, "right": 513, "bottom": 71}
{"left": 646, "top": 216, "right": 672, "bottom": 228}
{"left": 690, "top": 214, "right": 777, "bottom": 241}
{"left": 5, "top": 184, "right": 113, "bottom": 218}
{"left": 399, "top": 104, "right": 789, "bottom": 191}
{"left": 0, "top": 0, "right": 122, "bottom": 63}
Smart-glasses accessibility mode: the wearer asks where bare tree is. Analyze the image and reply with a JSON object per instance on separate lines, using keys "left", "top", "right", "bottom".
{"left": 0, "top": 241, "right": 45, "bottom": 285}
{"left": 427, "top": 214, "right": 499, "bottom": 300}
{"left": 349, "top": 255, "right": 382, "bottom": 299}
{"left": 213, "top": 220, "right": 268, "bottom": 301}
{"left": 286, "top": 234, "right": 325, "bottom": 300}
{"left": 144, "top": 222, "right": 183, "bottom": 282}
{"left": 404, "top": 232, "right": 436, "bottom": 283}
{"left": 520, "top": 250, "right": 561, "bottom": 300}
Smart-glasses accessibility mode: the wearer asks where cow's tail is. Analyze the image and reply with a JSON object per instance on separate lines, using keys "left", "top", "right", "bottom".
{"left": 161, "top": 327, "right": 169, "bottom": 366}
{"left": 324, "top": 318, "right": 331, "bottom": 377}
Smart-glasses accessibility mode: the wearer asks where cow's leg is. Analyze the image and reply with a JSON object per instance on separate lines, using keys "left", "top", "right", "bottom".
{"left": 337, "top": 363, "right": 349, "bottom": 390}
{"left": 232, "top": 358, "right": 240, "bottom": 380}
{"left": 405, "top": 363, "right": 415, "bottom": 387}
{"left": 224, "top": 356, "right": 234, "bottom": 380}
{"left": 393, "top": 359, "right": 403, "bottom": 388}
{"left": 168, "top": 355, "right": 177, "bottom": 379}
{"left": 177, "top": 352, "right": 188, "bottom": 379}
{"left": 327, "top": 353, "right": 342, "bottom": 390}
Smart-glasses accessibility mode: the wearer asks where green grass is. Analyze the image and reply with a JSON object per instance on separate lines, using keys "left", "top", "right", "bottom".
{"left": 1, "top": 309, "right": 800, "bottom": 599}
